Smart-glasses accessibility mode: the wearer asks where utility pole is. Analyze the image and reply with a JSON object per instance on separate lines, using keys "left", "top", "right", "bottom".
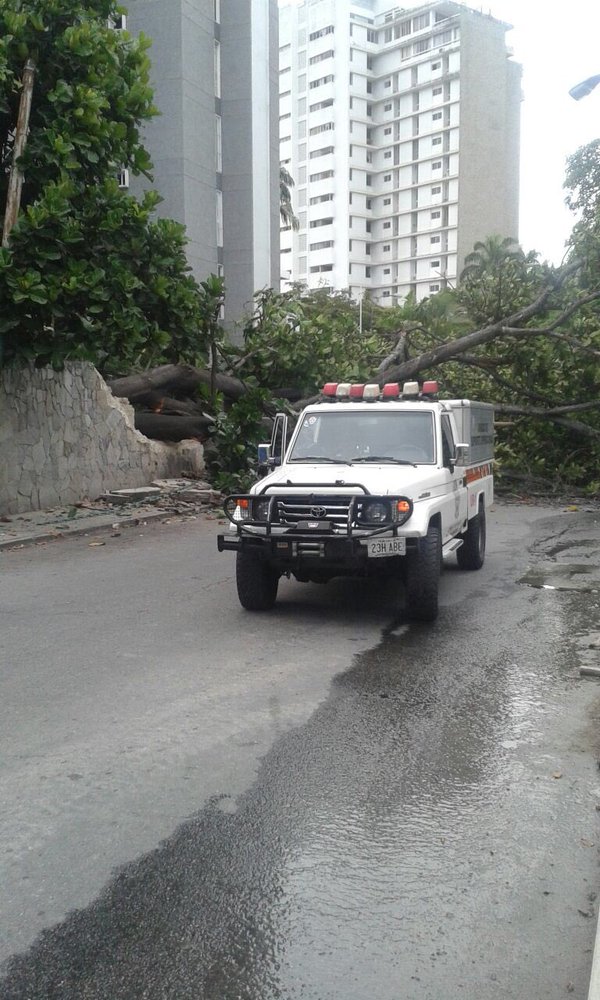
{"left": 2, "top": 58, "right": 36, "bottom": 248}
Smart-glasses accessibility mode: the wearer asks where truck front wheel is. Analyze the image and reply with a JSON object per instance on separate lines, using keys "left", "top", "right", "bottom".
{"left": 457, "top": 503, "right": 486, "bottom": 570}
{"left": 404, "top": 524, "right": 441, "bottom": 622}
{"left": 236, "top": 551, "right": 279, "bottom": 610}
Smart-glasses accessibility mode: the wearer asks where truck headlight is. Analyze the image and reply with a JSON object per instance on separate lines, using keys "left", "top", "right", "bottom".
{"left": 253, "top": 498, "right": 271, "bottom": 522}
{"left": 361, "top": 501, "right": 390, "bottom": 524}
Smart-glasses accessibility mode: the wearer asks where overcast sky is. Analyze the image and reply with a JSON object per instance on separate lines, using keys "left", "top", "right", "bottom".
{"left": 481, "top": 0, "right": 600, "bottom": 264}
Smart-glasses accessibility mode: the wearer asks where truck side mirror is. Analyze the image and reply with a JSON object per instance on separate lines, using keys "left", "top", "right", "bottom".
{"left": 453, "top": 442, "right": 469, "bottom": 466}
{"left": 257, "top": 443, "right": 273, "bottom": 476}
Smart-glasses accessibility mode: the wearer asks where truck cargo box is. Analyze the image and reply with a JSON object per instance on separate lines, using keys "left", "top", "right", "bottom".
{"left": 446, "top": 401, "right": 494, "bottom": 465}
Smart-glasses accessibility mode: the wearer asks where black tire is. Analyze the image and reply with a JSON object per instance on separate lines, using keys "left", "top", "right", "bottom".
{"left": 236, "top": 551, "right": 279, "bottom": 610}
{"left": 456, "top": 504, "right": 486, "bottom": 570}
{"left": 404, "top": 524, "right": 441, "bottom": 622}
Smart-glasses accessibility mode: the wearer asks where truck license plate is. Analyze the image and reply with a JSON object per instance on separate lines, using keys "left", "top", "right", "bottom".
{"left": 363, "top": 538, "right": 406, "bottom": 558}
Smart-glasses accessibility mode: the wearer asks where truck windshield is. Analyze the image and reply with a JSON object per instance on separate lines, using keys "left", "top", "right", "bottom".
{"left": 289, "top": 410, "right": 435, "bottom": 464}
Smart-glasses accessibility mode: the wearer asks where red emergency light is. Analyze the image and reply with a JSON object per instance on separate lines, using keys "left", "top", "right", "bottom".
{"left": 421, "top": 381, "right": 439, "bottom": 396}
{"left": 382, "top": 382, "right": 400, "bottom": 399}
{"left": 322, "top": 383, "right": 338, "bottom": 397}
{"left": 349, "top": 383, "right": 365, "bottom": 399}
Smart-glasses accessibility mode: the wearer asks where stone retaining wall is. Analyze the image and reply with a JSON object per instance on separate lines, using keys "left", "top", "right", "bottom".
{"left": 0, "top": 362, "right": 204, "bottom": 515}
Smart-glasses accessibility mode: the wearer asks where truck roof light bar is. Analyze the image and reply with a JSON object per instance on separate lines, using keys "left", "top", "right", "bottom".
{"left": 322, "top": 382, "right": 338, "bottom": 398}
{"left": 421, "top": 380, "right": 439, "bottom": 397}
{"left": 336, "top": 382, "right": 351, "bottom": 399}
{"left": 382, "top": 382, "right": 400, "bottom": 399}
{"left": 363, "top": 383, "right": 380, "bottom": 401}
{"left": 402, "top": 381, "right": 420, "bottom": 398}
{"left": 349, "top": 383, "right": 365, "bottom": 400}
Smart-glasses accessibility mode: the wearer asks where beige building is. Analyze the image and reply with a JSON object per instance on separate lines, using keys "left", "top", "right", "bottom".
{"left": 279, "top": 0, "right": 522, "bottom": 304}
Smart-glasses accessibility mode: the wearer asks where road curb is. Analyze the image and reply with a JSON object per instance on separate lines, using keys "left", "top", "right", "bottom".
{"left": 0, "top": 508, "right": 173, "bottom": 552}
{"left": 588, "top": 910, "right": 600, "bottom": 1000}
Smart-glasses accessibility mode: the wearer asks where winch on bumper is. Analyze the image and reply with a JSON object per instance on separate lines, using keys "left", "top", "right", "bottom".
{"left": 216, "top": 487, "right": 414, "bottom": 571}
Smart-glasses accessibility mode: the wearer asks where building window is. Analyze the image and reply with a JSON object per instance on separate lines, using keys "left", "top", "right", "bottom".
{"left": 384, "top": 173, "right": 392, "bottom": 182}
{"left": 215, "top": 115, "right": 222, "bottom": 172}
{"left": 365, "top": 266, "right": 371, "bottom": 277}
{"left": 383, "top": 244, "right": 391, "bottom": 252}
{"left": 310, "top": 122, "right": 335, "bottom": 136}
{"left": 384, "top": 103, "right": 392, "bottom": 113}
{"left": 309, "top": 146, "right": 334, "bottom": 159}
{"left": 431, "top": 185, "right": 441, "bottom": 194}
{"left": 432, "top": 160, "right": 441, "bottom": 169}
{"left": 216, "top": 190, "right": 223, "bottom": 246}
{"left": 367, "top": 29, "right": 377, "bottom": 43}
{"left": 309, "top": 75, "right": 334, "bottom": 89}
{"left": 433, "top": 86, "right": 442, "bottom": 96}
{"left": 298, "top": 143, "right": 307, "bottom": 160}
{"left": 432, "top": 136, "right": 442, "bottom": 145}
{"left": 279, "top": 66, "right": 291, "bottom": 75}
{"left": 280, "top": 90, "right": 291, "bottom": 98}
{"left": 384, "top": 78, "right": 392, "bottom": 88}
{"left": 383, "top": 290, "right": 391, "bottom": 297}
{"left": 214, "top": 40, "right": 221, "bottom": 98}
{"left": 309, "top": 217, "right": 334, "bottom": 228}
{"left": 117, "top": 168, "right": 130, "bottom": 189}
{"left": 310, "top": 264, "right": 333, "bottom": 273}
{"left": 108, "top": 13, "right": 127, "bottom": 29}
{"left": 298, "top": 257, "right": 307, "bottom": 275}
{"left": 384, "top": 267, "right": 391, "bottom": 275}
{"left": 280, "top": 135, "right": 291, "bottom": 143}
{"left": 431, "top": 61, "right": 441, "bottom": 71}
{"left": 310, "top": 193, "right": 334, "bottom": 204}
{"left": 309, "top": 49, "right": 334, "bottom": 65}
{"left": 429, "top": 283, "right": 440, "bottom": 292}
{"left": 384, "top": 150, "right": 392, "bottom": 159}
{"left": 383, "top": 221, "right": 391, "bottom": 229}
{"left": 413, "top": 13, "right": 430, "bottom": 30}
{"left": 310, "top": 25, "right": 334, "bottom": 41}
{"left": 430, "top": 235, "right": 441, "bottom": 243}
{"left": 432, "top": 111, "right": 442, "bottom": 121}
{"left": 298, "top": 166, "right": 307, "bottom": 184}
{"left": 310, "top": 98, "right": 334, "bottom": 112}
{"left": 431, "top": 210, "right": 441, "bottom": 219}
{"left": 384, "top": 127, "right": 392, "bottom": 135}
{"left": 431, "top": 260, "right": 440, "bottom": 268}
{"left": 310, "top": 169, "right": 334, "bottom": 181}
{"left": 298, "top": 234, "right": 307, "bottom": 251}
{"left": 383, "top": 197, "right": 391, "bottom": 206}
{"left": 310, "top": 240, "right": 334, "bottom": 250}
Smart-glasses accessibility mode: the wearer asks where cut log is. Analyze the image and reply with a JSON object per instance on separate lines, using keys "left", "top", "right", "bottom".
{"left": 128, "top": 390, "right": 206, "bottom": 416}
{"left": 134, "top": 412, "right": 213, "bottom": 442}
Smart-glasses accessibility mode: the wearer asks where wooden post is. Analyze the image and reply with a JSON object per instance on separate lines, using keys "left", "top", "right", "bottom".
{"left": 2, "top": 58, "right": 36, "bottom": 248}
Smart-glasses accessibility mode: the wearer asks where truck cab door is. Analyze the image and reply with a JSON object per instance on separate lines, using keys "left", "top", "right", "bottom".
{"left": 440, "top": 414, "right": 467, "bottom": 540}
{"left": 270, "top": 412, "right": 289, "bottom": 466}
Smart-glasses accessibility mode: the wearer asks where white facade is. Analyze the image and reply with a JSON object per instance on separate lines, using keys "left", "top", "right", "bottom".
{"left": 279, "top": 0, "right": 521, "bottom": 305}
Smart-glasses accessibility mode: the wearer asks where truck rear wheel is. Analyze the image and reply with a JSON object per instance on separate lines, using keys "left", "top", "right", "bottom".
{"left": 404, "top": 524, "right": 441, "bottom": 622}
{"left": 236, "top": 551, "right": 279, "bottom": 610}
{"left": 457, "top": 503, "right": 486, "bottom": 570}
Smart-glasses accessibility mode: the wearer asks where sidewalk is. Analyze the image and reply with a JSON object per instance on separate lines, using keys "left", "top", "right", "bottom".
{"left": 0, "top": 479, "right": 223, "bottom": 551}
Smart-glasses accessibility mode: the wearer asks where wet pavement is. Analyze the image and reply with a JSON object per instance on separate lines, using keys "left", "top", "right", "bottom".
{"left": 1, "top": 502, "right": 600, "bottom": 999}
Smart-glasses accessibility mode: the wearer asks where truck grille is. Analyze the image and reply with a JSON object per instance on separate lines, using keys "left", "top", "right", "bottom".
{"left": 276, "top": 495, "right": 353, "bottom": 529}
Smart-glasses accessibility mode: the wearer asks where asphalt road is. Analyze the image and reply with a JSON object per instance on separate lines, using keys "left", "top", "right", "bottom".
{"left": 1, "top": 502, "right": 600, "bottom": 999}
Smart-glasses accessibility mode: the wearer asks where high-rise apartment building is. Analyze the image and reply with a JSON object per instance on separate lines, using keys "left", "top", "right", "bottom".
{"left": 279, "top": 0, "right": 521, "bottom": 305}
{"left": 124, "top": 0, "right": 280, "bottom": 327}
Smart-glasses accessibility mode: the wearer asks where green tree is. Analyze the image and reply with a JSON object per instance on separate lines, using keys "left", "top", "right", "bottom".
{"left": 0, "top": 0, "right": 206, "bottom": 370}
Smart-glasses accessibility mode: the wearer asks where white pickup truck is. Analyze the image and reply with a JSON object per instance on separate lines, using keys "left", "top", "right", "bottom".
{"left": 217, "top": 380, "right": 494, "bottom": 621}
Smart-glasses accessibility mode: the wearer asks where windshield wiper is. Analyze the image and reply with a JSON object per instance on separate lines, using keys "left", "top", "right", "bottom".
{"left": 351, "top": 456, "right": 417, "bottom": 466}
{"left": 289, "top": 455, "right": 353, "bottom": 465}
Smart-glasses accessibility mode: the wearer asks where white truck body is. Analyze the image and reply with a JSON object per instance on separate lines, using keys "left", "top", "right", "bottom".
{"left": 217, "top": 384, "right": 494, "bottom": 620}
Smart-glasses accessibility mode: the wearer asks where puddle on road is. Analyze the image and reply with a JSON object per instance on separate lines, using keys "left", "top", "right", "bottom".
{"left": 519, "top": 562, "right": 599, "bottom": 592}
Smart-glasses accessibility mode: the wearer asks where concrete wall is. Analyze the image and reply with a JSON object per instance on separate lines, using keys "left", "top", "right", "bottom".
{"left": 0, "top": 364, "right": 204, "bottom": 516}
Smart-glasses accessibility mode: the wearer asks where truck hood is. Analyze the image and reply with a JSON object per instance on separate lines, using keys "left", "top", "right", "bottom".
{"left": 252, "top": 463, "right": 455, "bottom": 501}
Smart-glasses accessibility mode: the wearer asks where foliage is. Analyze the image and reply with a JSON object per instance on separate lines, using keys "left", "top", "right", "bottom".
{"left": 0, "top": 0, "right": 206, "bottom": 370}
{"left": 279, "top": 165, "right": 299, "bottom": 232}
{"left": 456, "top": 236, "right": 544, "bottom": 325}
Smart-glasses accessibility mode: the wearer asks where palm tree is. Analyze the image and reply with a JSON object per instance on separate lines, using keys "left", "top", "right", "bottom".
{"left": 280, "top": 165, "right": 299, "bottom": 231}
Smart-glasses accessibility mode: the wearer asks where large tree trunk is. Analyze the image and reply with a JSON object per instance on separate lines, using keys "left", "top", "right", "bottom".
{"left": 108, "top": 365, "right": 247, "bottom": 403}
{"left": 134, "top": 412, "right": 213, "bottom": 442}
